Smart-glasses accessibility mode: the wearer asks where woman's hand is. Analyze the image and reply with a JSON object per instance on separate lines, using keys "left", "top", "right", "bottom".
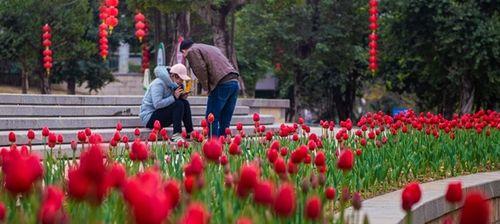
{"left": 181, "top": 93, "right": 189, "bottom": 100}
{"left": 174, "top": 87, "right": 183, "bottom": 99}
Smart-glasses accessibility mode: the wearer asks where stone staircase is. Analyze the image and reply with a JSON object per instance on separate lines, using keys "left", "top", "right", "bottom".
{"left": 0, "top": 94, "right": 289, "bottom": 156}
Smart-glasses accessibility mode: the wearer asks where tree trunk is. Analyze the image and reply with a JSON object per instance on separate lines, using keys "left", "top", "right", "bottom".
{"left": 441, "top": 92, "right": 455, "bottom": 119}
{"left": 21, "top": 69, "right": 29, "bottom": 94}
{"left": 169, "top": 11, "right": 191, "bottom": 65}
{"left": 198, "top": 2, "right": 248, "bottom": 96}
{"left": 292, "top": 66, "right": 303, "bottom": 122}
{"left": 67, "top": 77, "right": 76, "bottom": 95}
{"left": 39, "top": 73, "right": 50, "bottom": 94}
{"left": 460, "top": 75, "right": 475, "bottom": 114}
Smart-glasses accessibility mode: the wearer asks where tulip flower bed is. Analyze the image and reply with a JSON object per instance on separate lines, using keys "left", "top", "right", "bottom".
{"left": 0, "top": 110, "right": 498, "bottom": 223}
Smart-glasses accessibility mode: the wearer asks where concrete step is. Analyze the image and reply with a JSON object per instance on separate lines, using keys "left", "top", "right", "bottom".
{"left": 0, "top": 94, "right": 290, "bottom": 109}
{"left": 0, "top": 122, "right": 278, "bottom": 147}
{"left": 8, "top": 125, "right": 282, "bottom": 158}
{"left": 0, "top": 105, "right": 250, "bottom": 117}
{"left": 0, "top": 115, "right": 274, "bottom": 131}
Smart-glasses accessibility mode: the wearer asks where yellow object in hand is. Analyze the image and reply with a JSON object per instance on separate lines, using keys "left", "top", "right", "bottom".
{"left": 183, "top": 80, "right": 192, "bottom": 93}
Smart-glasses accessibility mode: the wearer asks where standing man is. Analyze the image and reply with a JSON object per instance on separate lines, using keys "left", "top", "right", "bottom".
{"left": 180, "top": 40, "right": 240, "bottom": 137}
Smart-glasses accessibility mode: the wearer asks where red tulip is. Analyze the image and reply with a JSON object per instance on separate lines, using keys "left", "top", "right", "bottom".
{"left": 253, "top": 113, "right": 260, "bottom": 122}
{"left": 273, "top": 156, "right": 286, "bottom": 174}
{"left": 184, "top": 175, "right": 196, "bottom": 194}
{"left": 236, "top": 217, "right": 253, "bottom": 224}
{"left": 280, "top": 147, "right": 288, "bottom": 156}
{"left": 56, "top": 134, "right": 63, "bottom": 144}
{"left": 84, "top": 127, "right": 92, "bottom": 136}
{"left": 267, "top": 148, "right": 279, "bottom": 163}
{"left": 8, "top": 132, "right": 15, "bottom": 143}
{"left": 273, "top": 183, "right": 296, "bottom": 217}
{"left": 225, "top": 128, "right": 232, "bottom": 136}
{"left": 326, "top": 187, "right": 336, "bottom": 200}
{"left": 237, "top": 163, "right": 260, "bottom": 197}
{"left": 0, "top": 202, "right": 5, "bottom": 221}
{"left": 298, "top": 117, "right": 304, "bottom": 124}
{"left": 253, "top": 180, "right": 275, "bottom": 206}
{"left": 122, "top": 169, "right": 172, "bottom": 224}
{"left": 108, "top": 163, "right": 126, "bottom": 189}
{"left": 219, "top": 154, "right": 228, "bottom": 165}
{"left": 207, "top": 113, "right": 215, "bottom": 124}
{"left": 236, "top": 122, "right": 243, "bottom": 131}
{"left": 164, "top": 180, "right": 181, "bottom": 208}
{"left": 129, "top": 139, "right": 149, "bottom": 161}
{"left": 149, "top": 132, "right": 157, "bottom": 142}
{"left": 229, "top": 142, "right": 241, "bottom": 155}
{"left": 179, "top": 202, "right": 210, "bottom": 224}
{"left": 459, "top": 191, "right": 490, "bottom": 224}
{"left": 304, "top": 153, "right": 312, "bottom": 164}
{"left": 2, "top": 148, "right": 43, "bottom": 195}
{"left": 445, "top": 181, "right": 462, "bottom": 203}
{"left": 70, "top": 140, "right": 77, "bottom": 151}
{"left": 42, "top": 127, "right": 50, "bottom": 137}
{"left": 314, "top": 151, "right": 326, "bottom": 167}
{"left": 307, "top": 140, "right": 317, "bottom": 151}
{"left": 134, "top": 128, "right": 141, "bottom": 137}
{"left": 115, "top": 122, "right": 122, "bottom": 131}
{"left": 38, "top": 186, "right": 65, "bottom": 224}
{"left": 287, "top": 159, "right": 298, "bottom": 174}
{"left": 337, "top": 149, "right": 354, "bottom": 171}
{"left": 352, "top": 192, "right": 362, "bottom": 210}
{"left": 67, "top": 166, "right": 90, "bottom": 200}
{"left": 202, "top": 138, "right": 222, "bottom": 162}
{"left": 291, "top": 145, "right": 308, "bottom": 163}
{"left": 184, "top": 153, "right": 204, "bottom": 177}
{"left": 401, "top": 182, "right": 422, "bottom": 211}
{"left": 77, "top": 131, "right": 86, "bottom": 142}
{"left": 305, "top": 196, "right": 321, "bottom": 220}
{"left": 356, "top": 149, "right": 362, "bottom": 156}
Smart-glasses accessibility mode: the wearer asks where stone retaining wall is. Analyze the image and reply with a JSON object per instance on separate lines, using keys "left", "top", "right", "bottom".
{"left": 346, "top": 171, "right": 500, "bottom": 224}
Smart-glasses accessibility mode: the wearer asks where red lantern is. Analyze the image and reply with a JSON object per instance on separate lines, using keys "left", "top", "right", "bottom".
{"left": 108, "top": 7, "right": 118, "bottom": 17}
{"left": 135, "top": 21, "right": 145, "bottom": 30}
{"left": 135, "top": 29, "right": 145, "bottom": 42}
{"left": 141, "top": 44, "right": 150, "bottom": 72}
{"left": 135, "top": 13, "right": 147, "bottom": 42}
{"left": 42, "top": 39, "right": 52, "bottom": 47}
{"left": 105, "top": 16, "right": 119, "bottom": 31}
{"left": 42, "top": 24, "right": 53, "bottom": 75}
{"left": 43, "top": 49, "right": 52, "bottom": 56}
{"left": 98, "top": 5, "right": 110, "bottom": 23}
{"left": 99, "top": 38, "right": 108, "bottom": 45}
{"left": 43, "top": 56, "right": 53, "bottom": 63}
{"left": 368, "top": 0, "right": 379, "bottom": 73}
{"left": 105, "top": 0, "right": 119, "bottom": 7}
{"left": 134, "top": 13, "right": 145, "bottom": 23}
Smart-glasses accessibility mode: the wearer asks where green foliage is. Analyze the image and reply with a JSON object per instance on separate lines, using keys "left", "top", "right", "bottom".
{"left": 236, "top": 0, "right": 370, "bottom": 120}
{"left": 0, "top": 0, "right": 119, "bottom": 93}
{"left": 380, "top": 0, "right": 500, "bottom": 112}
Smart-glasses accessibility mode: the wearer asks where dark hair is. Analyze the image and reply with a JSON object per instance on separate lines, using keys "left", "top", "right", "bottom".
{"left": 179, "top": 39, "right": 194, "bottom": 52}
